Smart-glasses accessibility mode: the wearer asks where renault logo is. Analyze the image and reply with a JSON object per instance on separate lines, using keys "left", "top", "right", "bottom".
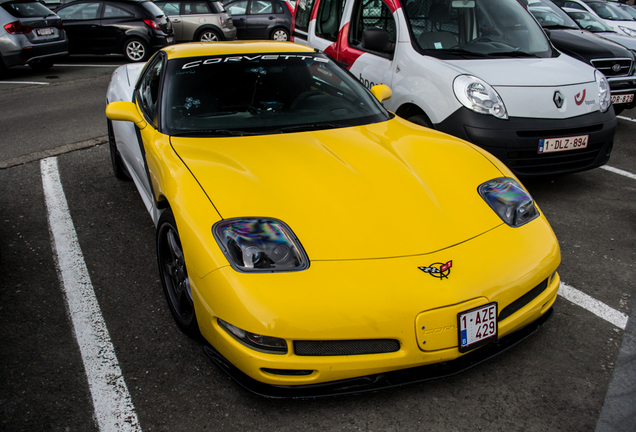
{"left": 553, "top": 91, "right": 564, "bottom": 108}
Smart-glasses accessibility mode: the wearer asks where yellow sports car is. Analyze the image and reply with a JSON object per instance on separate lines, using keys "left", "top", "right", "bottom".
{"left": 105, "top": 41, "right": 561, "bottom": 397}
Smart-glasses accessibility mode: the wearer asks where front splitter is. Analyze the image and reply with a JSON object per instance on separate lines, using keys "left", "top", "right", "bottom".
{"left": 203, "top": 307, "right": 553, "bottom": 399}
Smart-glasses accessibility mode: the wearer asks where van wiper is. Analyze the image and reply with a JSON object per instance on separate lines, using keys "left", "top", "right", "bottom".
{"left": 487, "top": 50, "right": 539, "bottom": 58}
{"left": 425, "top": 48, "right": 488, "bottom": 57}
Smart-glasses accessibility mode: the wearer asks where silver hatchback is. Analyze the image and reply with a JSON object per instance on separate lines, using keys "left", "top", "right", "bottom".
{"left": 154, "top": 0, "right": 236, "bottom": 42}
{"left": 0, "top": 0, "right": 68, "bottom": 73}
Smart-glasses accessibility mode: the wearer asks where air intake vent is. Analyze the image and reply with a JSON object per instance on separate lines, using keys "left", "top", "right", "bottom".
{"left": 294, "top": 339, "right": 400, "bottom": 356}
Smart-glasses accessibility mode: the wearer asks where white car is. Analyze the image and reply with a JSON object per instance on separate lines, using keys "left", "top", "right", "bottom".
{"left": 552, "top": 0, "right": 636, "bottom": 37}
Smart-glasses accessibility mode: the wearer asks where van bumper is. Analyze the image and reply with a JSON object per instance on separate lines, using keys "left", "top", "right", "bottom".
{"left": 436, "top": 107, "right": 616, "bottom": 177}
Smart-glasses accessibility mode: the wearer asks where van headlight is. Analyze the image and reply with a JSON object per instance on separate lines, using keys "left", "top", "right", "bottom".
{"left": 595, "top": 70, "right": 611, "bottom": 113}
{"left": 453, "top": 75, "right": 508, "bottom": 119}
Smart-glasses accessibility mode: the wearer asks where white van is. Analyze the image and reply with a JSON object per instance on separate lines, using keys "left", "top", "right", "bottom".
{"left": 291, "top": 0, "right": 617, "bottom": 177}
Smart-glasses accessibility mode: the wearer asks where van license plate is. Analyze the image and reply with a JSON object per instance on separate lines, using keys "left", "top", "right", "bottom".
{"left": 458, "top": 303, "right": 497, "bottom": 353}
{"left": 611, "top": 94, "right": 634, "bottom": 104}
{"left": 37, "top": 27, "right": 53, "bottom": 36}
{"left": 538, "top": 135, "right": 588, "bottom": 154}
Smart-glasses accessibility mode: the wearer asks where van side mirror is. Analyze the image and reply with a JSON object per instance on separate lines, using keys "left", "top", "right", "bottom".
{"left": 370, "top": 84, "right": 392, "bottom": 102}
{"left": 362, "top": 28, "right": 393, "bottom": 53}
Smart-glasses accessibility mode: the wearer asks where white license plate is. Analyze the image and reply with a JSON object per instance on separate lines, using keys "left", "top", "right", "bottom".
{"left": 458, "top": 303, "right": 498, "bottom": 353}
{"left": 37, "top": 27, "right": 53, "bottom": 36}
{"left": 538, "top": 135, "right": 588, "bottom": 154}
{"left": 611, "top": 93, "right": 634, "bottom": 104}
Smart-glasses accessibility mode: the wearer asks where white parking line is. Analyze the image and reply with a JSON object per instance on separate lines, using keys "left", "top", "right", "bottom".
{"left": 601, "top": 165, "right": 636, "bottom": 180}
{"left": 0, "top": 81, "right": 49, "bottom": 85}
{"left": 559, "top": 283, "right": 628, "bottom": 330}
{"left": 617, "top": 115, "right": 636, "bottom": 123}
{"left": 54, "top": 64, "right": 121, "bottom": 67}
{"left": 41, "top": 157, "right": 141, "bottom": 432}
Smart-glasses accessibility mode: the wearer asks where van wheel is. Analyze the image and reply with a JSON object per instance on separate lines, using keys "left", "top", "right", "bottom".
{"left": 408, "top": 114, "right": 433, "bottom": 128}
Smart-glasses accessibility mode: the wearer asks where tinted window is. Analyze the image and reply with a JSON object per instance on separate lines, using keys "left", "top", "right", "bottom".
{"left": 103, "top": 5, "right": 134, "bottom": 18}
{"left": 137, "top": 57, "right": 165, "bottom": 126}
{"left": 315, "top": 0, "right": 346, "bottom": 41}
{"left": 162, "top": 53, "right": 389, "bottom": 136}
{"left": 156, "top": 1, "right": 181, "bottom": 15}
{"left": 250, "top": 0, "right": 273, "bottom": 14}
{"left": 227, "top": 0, "right": 247, "bottom": 14}
{"left": 1, "top": 1, "right": 54, "bottom": 18}
{"left": 57, "top": 3, "right": 100, "bottom": 20}
{"left": 349, "top": 0, "right": 396, "bottom": 54}
{"left": 141, "top": 1, "right": 165, "bottom": 17}
{"left": 184, "top": 2, "right": 212, "bottom": 14}
{"left": 295, "top": 0, "right": 317, "bottom": 32}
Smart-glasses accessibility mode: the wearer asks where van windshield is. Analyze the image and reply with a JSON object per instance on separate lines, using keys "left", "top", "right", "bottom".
{"left": 403, "top": 0, "right": 554, "bottom": 59}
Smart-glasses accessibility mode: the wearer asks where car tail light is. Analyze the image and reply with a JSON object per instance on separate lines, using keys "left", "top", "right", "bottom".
{"left": 143, "top": 19, "right": 161, "bottom": 30}
{"left": 56, "top": 22, "right": 63, "bottom": 30}
{"left": 219, "top": 16, "right": 225, "bottom": 26}
{"left": 4, "top": 20, "right": 33, "bottom": 34}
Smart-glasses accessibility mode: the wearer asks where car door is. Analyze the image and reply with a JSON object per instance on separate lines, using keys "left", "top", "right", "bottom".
{"left": 55, "top": 1, "right": 103, "bottom": 53}
{"left": 226, "top": 0, "right": 248, "bottom": 38}
{"left": 119, "top": 55, "right": 166, "bottom": 221}
{"left": 100, "top": 2, "right": 136, "bottom": 53}
{"left": 246, "top": 0, "right": 275, "bottom": 38}
{"left": 156, "top": 1, "right": 184, "bottom": 40}
{"left": 339, "top": 0, "right": 395, "bottom": 89}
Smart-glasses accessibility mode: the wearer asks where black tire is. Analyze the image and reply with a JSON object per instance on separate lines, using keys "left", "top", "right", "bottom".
{"left": 107, "top": 119, "right": 131, "bottom": 180}
{"left": 198, "top": 28, "right": 221, "bottom": 42}
{"left": 157, "top": 209, "right": 200, "bottom": 337}
{"left": 271, "top": 27, "right": 289, "bottom": 41}
{"left": 123, "top": 38, "right": 149, "bottom": 62}
{"left": 408, "top": 113, "right": 433, "bottom": 128}
{"left": 29, "top": 59, "right": 54, "bottom": 71}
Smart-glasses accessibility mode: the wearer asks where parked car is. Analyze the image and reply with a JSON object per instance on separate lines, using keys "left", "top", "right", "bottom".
{"left": 0, "top": 0, "right": 68, "bottom": 73}
{"left": 564, "top": 7, "right": 636, "bottom": 50}
{"left": 154, "top": 0, "right": 236, "bottom": 42}
{"left": 613, "top": 2, "right": 636, "bottom": 20}
{"left": 293, "top": 0, "right": 616, "bottom": 177}
{"left": 528, "top": 0, "right": 636, "bottom": 114}
{"left": 54, "top": 0, "right": 174, "bottom": 62}
{"left": 105, "top": 41, "right": 561, "bottom": 397}
{"left": 223, "top": 0, "right": 291, "bottom": 40}
{"left": 552, "top": 0, "right": 636, "bottom": 36}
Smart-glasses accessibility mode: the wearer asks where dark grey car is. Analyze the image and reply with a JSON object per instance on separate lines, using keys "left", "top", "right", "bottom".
{"left": 154, "top": 0, "right": 236, "bottom": 42}
{"left": 0, "top": 0, "right": 68, "bottom": 74}
{"left": 223, "top": 0, "right": 291, "bottom": 40}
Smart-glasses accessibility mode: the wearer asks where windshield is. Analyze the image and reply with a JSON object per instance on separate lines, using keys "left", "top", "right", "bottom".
{"left": 527, "top": 0, "right": 579, "bottom": 29}
{"left": 616, "top": 3, "right": 636, "bottom": 20}
{"left": 403, "top": 0, "right": 553, "bottom": 59}
{"left": 565, "top": 8, "right": 614, "bottom": 32}
{"left": 587, "top": 2, "right": 633, "bottom": 21}
{"left": 162, "top": 53, "right": 390, "bottom": 136}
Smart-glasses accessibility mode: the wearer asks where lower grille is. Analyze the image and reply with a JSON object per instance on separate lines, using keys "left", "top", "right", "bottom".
{"left": 294, "top": 339, "right": 400, "bottom": 356}
{"left": 499, "top": 279, "right": 549, "bottom": 322}
{"left": 507, "top": 146, "right": 604, "bottom": 176}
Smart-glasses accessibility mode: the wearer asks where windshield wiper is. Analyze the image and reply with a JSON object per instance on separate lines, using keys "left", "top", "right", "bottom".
{"left": 172, "top": 129, "right": 260, "bottom": 137}
{"left": 424, "top": 48, "right": 488, "bottom": 58}
{"left": 487, "top": 50, "right": 539, "bottom": 58}
{"left": 277, "top": 123, "right": 349, "bottom": 133}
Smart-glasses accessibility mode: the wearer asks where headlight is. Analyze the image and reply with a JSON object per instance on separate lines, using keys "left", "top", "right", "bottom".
{"left": 213, "top": 218, "right": 309, "bottom": 272}
{"left": 478, "top": 178, "right": 539, "bottom": 227}
{"left": 218, "top": 319, "right": 287, "bottom": 354}
{"left": 453, "top": 75, "right": 508, "bottom": 119}
{"left": 618, "top": 26, "right": 636, "bottom": 37}
{"left": 595, "top": 70, "right": 611, "bottom": 113}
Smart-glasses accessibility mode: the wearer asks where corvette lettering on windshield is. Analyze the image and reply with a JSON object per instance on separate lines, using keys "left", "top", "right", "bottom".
{"left": 182, "top": 55, "right": 329, "bottom": 70}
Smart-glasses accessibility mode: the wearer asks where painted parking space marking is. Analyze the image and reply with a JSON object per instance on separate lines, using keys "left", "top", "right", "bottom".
{"left": 559, "top": 283, "right": 628, "bottom": 330}
{"left": 55, "top": 64, "right": 121, "bottom": 67}
{"left": 617, "top": 115, "right": 636, "bottom": 123}
{"left": 601, "top": 165, "right": 636, "bottom": 180}
{"left": 41, "top": 157, "right": 141, "bottom": 432}
{"left": 0, "top": 81, "right": 49, "bottom": 85}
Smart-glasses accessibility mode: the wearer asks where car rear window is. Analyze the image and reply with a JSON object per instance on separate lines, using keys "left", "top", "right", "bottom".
{"left": 1, "top": 1, "right": 55, "bottom": 18}
{"left": 141, "top": 1, "right": 165, "bottom": 17}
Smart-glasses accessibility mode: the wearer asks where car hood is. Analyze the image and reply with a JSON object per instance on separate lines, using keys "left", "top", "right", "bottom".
{"left": 548, "top": 29, "right": 632, "bottom": 62}
{"left": 595, "top": 31, "right": 636, "bottom": 51}
{"left": 170, "top": 119, "right": 506, "bottom": 261}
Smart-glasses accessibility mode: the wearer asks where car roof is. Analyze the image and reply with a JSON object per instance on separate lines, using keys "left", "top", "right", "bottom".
{"left": 162, "top": 41, "right": 316, "bottom": 60}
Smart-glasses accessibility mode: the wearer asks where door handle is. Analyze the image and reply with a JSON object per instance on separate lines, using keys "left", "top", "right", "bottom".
{"left": 268, "top": 15, "right": 275, "bottom": 20}
{"left": 337, "top": 59, "right": 350, "bottom": 68}
{"left": 171, "top": 18, "right": 181, "bottom": 23}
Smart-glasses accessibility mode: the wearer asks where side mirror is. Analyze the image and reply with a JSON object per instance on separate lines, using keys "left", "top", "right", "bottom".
{"left": 370, "top": 84, "right": 392, "bottom": 102}
{"left": 106, "top": 102, "right": 147, "bottom": 129}
{"left": 361, "top": 27, "right": 392, "bottom": 53}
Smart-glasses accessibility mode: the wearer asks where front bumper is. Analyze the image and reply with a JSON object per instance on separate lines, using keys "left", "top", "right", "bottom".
{"left": 191, "top": 217, "right": 561, "bottom": 392}
{"left": 436, "top": 107, "right": 616, "bottom": 177}
{"left": 204, "top": 307, "right": 554, "bottom": 398}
